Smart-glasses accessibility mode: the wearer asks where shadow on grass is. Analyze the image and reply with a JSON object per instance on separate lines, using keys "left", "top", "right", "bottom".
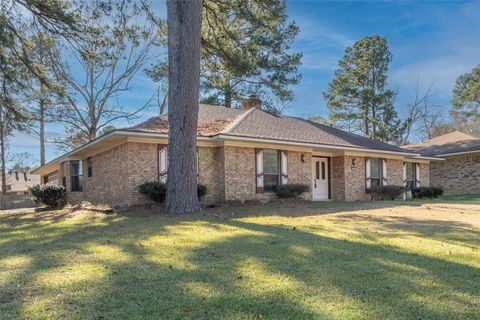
{"left": 1, "top": 206, "right": 479, "bottom": 319}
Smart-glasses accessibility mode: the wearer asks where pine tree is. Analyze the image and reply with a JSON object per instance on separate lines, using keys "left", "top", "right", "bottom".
{"left": 451, "top": 65, "right": 480, "bottom": 135}
{"left": 147, "top": 0, "right": 302, "bottom": 111}
{"left": 324, "top": 35, "right": 401, "bottom": 142}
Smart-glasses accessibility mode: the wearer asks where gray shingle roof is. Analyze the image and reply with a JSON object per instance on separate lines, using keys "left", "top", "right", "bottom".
{"left": 129, "top": 104, "right": 245, "bottom": 136}
{"left": 128, "top": 104, "right": 414, "bottom": 154}
{"left": 403, "top": 131, "right": 480, "bottom": 156}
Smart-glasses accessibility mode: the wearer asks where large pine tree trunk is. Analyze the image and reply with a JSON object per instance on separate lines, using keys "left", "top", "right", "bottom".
{"left": 0, "top": 105, "right": 6, "bottom": 195}
{"left": 39, "top": 97, "right": 46, "bottom": 166}
{"left": 224, "top": 80, "right": 232, "bottom": 108}
{"left": 165, "top": 0, "right": 202, "bottom": 214}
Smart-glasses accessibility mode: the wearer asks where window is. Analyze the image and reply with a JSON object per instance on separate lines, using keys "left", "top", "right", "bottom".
{"left": 87, "top": 158, "right": 93, "bottom": 178}
{"left": 405, "top": 163, "right": 416, "bottom": 189}
{"left": 263, "top": 149, "right": 279, "bottom": 192}
{"left": 321, "top": 161, "right": 326, "bottom": 180}
{"left": 70, "top": 160, "right": 83, "bottom": 192}
{"left": 6, "top": 185, "right": 11, "bottom": 191}
{"left": 370, "top": 158, "right": 381, "bottom": 189}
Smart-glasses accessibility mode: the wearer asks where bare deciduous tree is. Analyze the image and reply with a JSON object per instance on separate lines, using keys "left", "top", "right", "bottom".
{"left": 399, "top": 82, "right": 447, "bottom": 144}
{"left": 51, "top": 0, "right": 158, "bottom": 149}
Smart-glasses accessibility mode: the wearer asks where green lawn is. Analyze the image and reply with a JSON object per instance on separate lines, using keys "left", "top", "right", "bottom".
{"left": 1, "top": 199, "right": 480, "bottom": 319}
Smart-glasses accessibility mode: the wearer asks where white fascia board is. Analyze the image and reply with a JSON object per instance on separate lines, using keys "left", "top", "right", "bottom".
{"left": 435, "top": 150, "right": 480, "bottom": 157}
{"left": 215, "top": 134, "right": 421, "bottom": 157}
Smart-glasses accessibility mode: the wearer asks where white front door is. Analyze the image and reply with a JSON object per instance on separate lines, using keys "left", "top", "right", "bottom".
{"left": 312, "top": 157, "right": 329, "bottom": 201}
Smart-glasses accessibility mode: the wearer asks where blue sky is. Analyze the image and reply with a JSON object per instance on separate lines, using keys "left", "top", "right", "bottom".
{"left": 10, "top": 0, "right": 480, "bottom": 166}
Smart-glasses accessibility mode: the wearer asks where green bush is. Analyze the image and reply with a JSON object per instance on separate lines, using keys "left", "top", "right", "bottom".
{"left": 411, "top": 186, "right": 444, "bottom": 199}
{"left": 28, "top": 183, "right": 66, "bottom": 208}
{"left": 138, "top": 181, "right": 207, "bottom": 203}
{"left": 276, "top": 184, "right": 310, "bottom": 199}
{"left": 432, "top": 186, "right": 445, "bottom": 198}
{"left": 371, "top": 185, "right": 406, "bottom": 200}
{"left": 138, "top": 181, "right": 166, "bottom": 203}
{"left": 197, "top": 184, "right": 207, "bottom": 199}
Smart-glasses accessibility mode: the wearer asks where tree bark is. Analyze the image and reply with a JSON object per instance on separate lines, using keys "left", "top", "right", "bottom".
{"left": 224, "top": 81, "right": 232, "bottom": 108}
{"left": 165, "top": 0, "right": 202, "bottom": 214}
{"left": 39, "top": 95, "right": 46, "bottom": 166}
{"left": 0, "top": 104, "right": 6, "bottom": 195}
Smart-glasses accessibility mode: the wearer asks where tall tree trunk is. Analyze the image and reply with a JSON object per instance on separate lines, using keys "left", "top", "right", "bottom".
{"left": 39, "top": 96, "right": 46, "bottom": 166}
{"left": 165, "top": 0, "right": 202, "bottom": 214}
{"left": 0, "top": 107, "right": 6, "bottom": 195}
{"left": 224, "top": 81, "right": 232, "bottom": 108}
{"left": 364, "top": 105, "right": 370, "bottom": 137}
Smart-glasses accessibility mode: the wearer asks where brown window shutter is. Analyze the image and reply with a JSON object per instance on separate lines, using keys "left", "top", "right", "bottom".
{"left": 158, "top": 144, "right": 168, "bottom": 183}
{"left": 382, "top": 159, "right": 388, "bottom": 186}
{"left": 280, "top": 150, "right": 288, "bottom": 185}
{"left": 255, "top": 148, "right": 264, "bottom": 194}
{"left": 365, "top": 157, "right": 371, "bottom": 191}
{"left": 415, "top": 163, "right": 421, "bottom": 187}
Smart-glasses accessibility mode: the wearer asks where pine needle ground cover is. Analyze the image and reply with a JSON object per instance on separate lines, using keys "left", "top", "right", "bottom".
{"left": 1, "top": 199, "right": 479, "bottom": 319}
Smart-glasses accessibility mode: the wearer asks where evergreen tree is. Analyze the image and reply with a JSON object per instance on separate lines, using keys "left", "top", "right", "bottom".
{"left": 27, "top": 33, "right": 62, "bottom": 166}
{"left": 451, "top": 65, "right": 480, "bottom": 135}
{"left": 0, "top": 46, "right": 31, "bottom": 194}
{"left": 324, "top": 35, "right": 401, "bottom": 142}
{"left": 147, "top": 0, "right": 302, "bottom": 111}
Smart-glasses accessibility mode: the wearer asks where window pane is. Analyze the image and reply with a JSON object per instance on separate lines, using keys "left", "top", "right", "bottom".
{"left": 71, "top": 161, "right": 82, "bottom": 176}
{"left": 87, "top": 158, "right": 93, "bottom": 177}
{"left": 70, "top": 160, "right": 83, "bottom": 192}
{"left": 315, "top": 161, "right": 320, "bottom": 179}
{"left": 71, "top": 176, "right": 83, "bottom": 192}
{"left": 263, "top": 149, "right": 278, "bottom": 174}
{"left": 406, "top": 163, "right": 414, "bottom": 181}
{"left": 371, "top": 178, "right": 381, "bottom": 189}
{"left": 321, "top": 161, "right": 326, "bottom": 180}
{"left": 370, "top": 158, "right": 381, "bottom": 178}
{"left": 264, "top": 174, "right": 279, "bottom": 192}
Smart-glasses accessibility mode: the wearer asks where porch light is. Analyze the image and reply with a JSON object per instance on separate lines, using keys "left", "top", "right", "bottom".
{"left": 301, "top": 154, "right": 305, "bottom": 163}
{"left": 352, "top": 158, "right": 357, "bottom": 167}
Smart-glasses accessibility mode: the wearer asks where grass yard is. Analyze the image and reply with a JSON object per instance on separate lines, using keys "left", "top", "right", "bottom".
{"left": 1, "top": 199, "right": 480, "bottom": 319}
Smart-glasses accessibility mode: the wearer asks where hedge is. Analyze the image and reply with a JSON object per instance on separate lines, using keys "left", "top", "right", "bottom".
{"left": 138, "top": 181, "right": 207, "bottom": 203}
{"left": 276, "top": 184, "right": 310, "bottom": 199}
{"left": 28, "top": 183, "right": 66, "bottom": 208}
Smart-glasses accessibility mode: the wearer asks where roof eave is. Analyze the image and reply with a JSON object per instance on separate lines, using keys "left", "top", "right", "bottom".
{"left": 33, "top": 129, "right": 426, "bottom": 175}
{"left": 216, "top": 133, "right": 422, "bottom": 157}
{"left": 435, "top": 150, "right": 480, "bottom": 157}
{"left": 410, "top": 155, "right": 444, "bottom": 161}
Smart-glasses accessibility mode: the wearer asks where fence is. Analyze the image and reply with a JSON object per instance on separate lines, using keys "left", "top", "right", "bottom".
{"left": 0, "top": 194, "right": 36, "bottom": 210}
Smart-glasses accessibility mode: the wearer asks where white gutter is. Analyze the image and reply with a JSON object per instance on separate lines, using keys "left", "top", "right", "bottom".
{"left": 411, "top": 155, "right": 444, "bottom": 161}
{"left": 435, "top": 150, "right": 480, "bottom": 157}
{"left": 33, "top": 129, "right": 426, "bottom": 174}
{"left": 215, "top": 134, "right": 421, "bottom": 157}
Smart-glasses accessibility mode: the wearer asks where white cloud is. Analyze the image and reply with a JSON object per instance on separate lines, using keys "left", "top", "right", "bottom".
{"left": 295, "top": 16, "right": 354, "bottom": 48}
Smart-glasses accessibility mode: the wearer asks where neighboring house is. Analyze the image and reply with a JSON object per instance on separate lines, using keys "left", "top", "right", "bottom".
{"left": 0, "top": 170, "right": 40, "bottom": 195}
{"left": 32, "top": 99, "right": 434, "bottom": 206}
{"left": 404, "top": 130, "right": 480, "bottom": 195}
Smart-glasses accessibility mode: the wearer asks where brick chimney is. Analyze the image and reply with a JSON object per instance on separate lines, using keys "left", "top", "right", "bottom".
{"left": 243, "top": 94, "right": 262, "bottom": 110}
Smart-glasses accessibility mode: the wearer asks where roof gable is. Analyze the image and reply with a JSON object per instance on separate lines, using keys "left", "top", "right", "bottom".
{"left": 403, "top": 130, "right": 480, "bottom": 156}
{"left": 127, "top": 104, "right": 412, "bottom": 153}
{"left": 130, "top": 104, "right": 246, "bottom": 136}
{"left": 225, "top": 108, "right": 410, "bottom": 153}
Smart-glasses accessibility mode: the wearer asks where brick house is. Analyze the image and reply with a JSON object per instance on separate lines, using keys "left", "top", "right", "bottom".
{"left": 33, "top": 102, "right": 434, "bottom": 206}
{"left": 404, "top": 130, "right": 480, "bottom": 195}
{"left": 0, "top": 170, "right": 40, "bottom": 195}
